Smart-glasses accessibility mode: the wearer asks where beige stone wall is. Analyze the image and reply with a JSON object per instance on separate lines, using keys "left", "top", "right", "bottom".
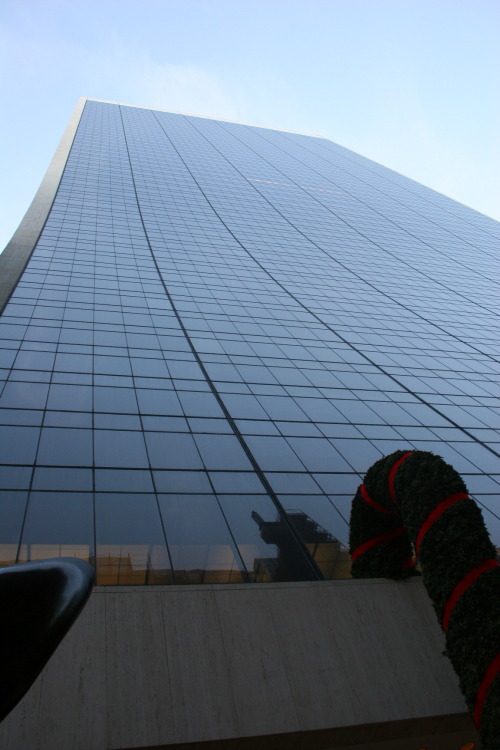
{"left": 0, "top": 578, "right": 480, "bottom": 749}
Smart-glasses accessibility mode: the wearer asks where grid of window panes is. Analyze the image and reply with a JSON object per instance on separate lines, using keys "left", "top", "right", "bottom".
{"left": 0, "top": 99, "right": 499, "bottom": 585}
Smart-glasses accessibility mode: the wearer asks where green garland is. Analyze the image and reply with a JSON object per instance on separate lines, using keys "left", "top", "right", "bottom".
{"left": 349, "top": 450, "right": 500, "bottom": 750}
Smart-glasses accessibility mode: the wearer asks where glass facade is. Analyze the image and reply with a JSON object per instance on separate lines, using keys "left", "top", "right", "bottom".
{"left": 0, "top": 100, "right": 499, "bottom": 585}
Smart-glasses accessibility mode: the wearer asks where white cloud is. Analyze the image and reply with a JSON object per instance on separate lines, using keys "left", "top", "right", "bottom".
{"left": 0, "top": 29, "right": 254, "bottom": 251}
{"left": 82, "top": 36, "right": 250, "bottom": 123}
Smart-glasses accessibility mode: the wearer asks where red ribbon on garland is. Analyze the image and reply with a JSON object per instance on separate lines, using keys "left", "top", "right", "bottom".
{"left": 474, "top": 651, "right": 500, "bottom": 729}
{"left": 359, "top": 483, "right": 395, "bottom": 515}
{"left": 351, "top": 450, "right": 500, "bottom": 743}
{"left": 415, "top": 491, "right": 469, "bottom": 557}
{"left": 351, "top": 527, "right": 406, "bottom": 561}
{"left": 387, "top": 451, "right": 414, "bottom": 503}
{"left": 442, "top": 558, "right": 499, "bottom": 632}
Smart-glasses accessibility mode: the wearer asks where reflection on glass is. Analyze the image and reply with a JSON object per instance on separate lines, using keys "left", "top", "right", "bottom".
{"left": 286, "top": 510, "right": 351, "bottom": 579}
{"left": 18, "top": 492, "right": 93, "bottom": 565}
{"left": 219, "top": 494, "right": 316, "bottom": 583}
{"left": 19, "top": 543, "right": 91, "bottom": 562}
{"left": 279, "top": 495, "right": 352, "bottom": 579}
{"left": 249, "top": 507, "right": 323, "bottom": 582}
{"left": 95, "top": 544, "right": 171, "bottom": 586}
{"left": 2, "top": 98, "right": 499, "bottom": 591}
{"left": 95, "top": 493, "right": 171, "bottom": 585}
{"left": 158, "top": 494, "right": 245, "bottom": 584}
{"left": 0, "top": 491, "right": 27, "bottom": 567}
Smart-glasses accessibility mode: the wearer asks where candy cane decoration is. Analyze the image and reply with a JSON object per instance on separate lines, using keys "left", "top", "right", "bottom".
{"left": 349, "top": 450, "right": 500, "bottom": 749}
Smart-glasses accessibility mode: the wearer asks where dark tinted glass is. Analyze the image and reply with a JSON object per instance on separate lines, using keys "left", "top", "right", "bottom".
{"left": 0, "top": 491, "right": 27, "bottom": 566}
{"left": 95, "top": 493, "right": 171, "bottom": 584}
{"left": 158, "top": 494, "right": 245, "bottom": 584}
{"left": 0, "top": 99, "right": 498, "bottom": 587}
{"left": 18, "top": 492, "right": 93, "bottom": 564}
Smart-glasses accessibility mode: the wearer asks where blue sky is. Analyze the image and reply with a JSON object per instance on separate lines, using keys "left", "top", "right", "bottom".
{"left": 1, "top": 0, "right": 498, "bottom": 251}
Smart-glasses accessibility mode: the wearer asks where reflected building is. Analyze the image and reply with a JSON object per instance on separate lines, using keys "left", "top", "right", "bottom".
{"left": 0, "top": 98, "right": 497, "bottom": 749}
{"left": 252, "top": 508, "right": 351, "bottom": 580}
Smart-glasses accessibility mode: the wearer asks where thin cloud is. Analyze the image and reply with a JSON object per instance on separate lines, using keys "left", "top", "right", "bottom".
{"left": 83, "top": 35, "right": 250, "bottom": 122}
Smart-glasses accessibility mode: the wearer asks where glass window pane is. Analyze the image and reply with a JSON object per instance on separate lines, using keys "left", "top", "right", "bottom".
{"left": 95, "top": 469, "right": 154, "bottom": 492}
{"left": 18, "top": 492, "right": 93, "bottom": 564}
{"left": 47, "top": 383, "right": 92, "bottom": 411}
{"left": 37, "top": 427, "right": 93, "bottom": 466}
{"left": 194, "top": 434, "right": 252, "bottom": 470}
{"left": 219, "top": 494, "right": 317, "bottom": 583}
{"left": 94, "top": 430, "right": 149, "bottom": 468}
{"left": 95, "top": 493, "right": 171, "bottom": 585}
{"left": 178, "top": 391, "right": 224, "bottom": 418}
{"left": 244, "top": 436, "right": 304, "bottom": 471}
{"left": 158, "top": 494, "right": 245, "bottom": 584}
{"left": 136, "top": 389, "right": 183, "bottom": 415}
{"left": 286, "top": 438, "right": 353, "bottom": 472}
{"left": 32, "top": 467, "right": 92, "bottom": 491}
{"left": 0, "top": 381, "right": 49, "bottom": 409}
{"left": 280, "top": 495, "right": 351, "bottom": 579}
{"left": 94, "top": 386, "right": 138, "bottom": 414}
{"left": 144, "top": 432, "right": 203, "bottom": 469}
{"left": 0, "top": 491, "right": 27, "bottom": 566}
{"left": 0, "top": 426, "right": 40, "bottom": 464}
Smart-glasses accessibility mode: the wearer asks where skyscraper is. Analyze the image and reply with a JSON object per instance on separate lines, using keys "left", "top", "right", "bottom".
{"left": 0, "top": 99, "right": 497, "bottom": 749}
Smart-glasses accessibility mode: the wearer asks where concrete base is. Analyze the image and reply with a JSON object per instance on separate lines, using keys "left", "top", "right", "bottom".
{"left": 134, "top": 716, "right": 477, "bottom": 750}
{"left": 0, "top": 579, "right": 480, "bottom": 749}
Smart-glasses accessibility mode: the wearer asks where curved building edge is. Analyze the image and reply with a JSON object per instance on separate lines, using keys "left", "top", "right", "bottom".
{"left": 0, "top": 97, "right": 87, "bottom": 314}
